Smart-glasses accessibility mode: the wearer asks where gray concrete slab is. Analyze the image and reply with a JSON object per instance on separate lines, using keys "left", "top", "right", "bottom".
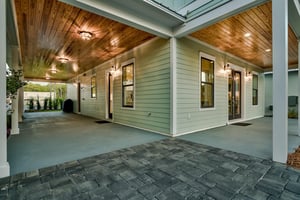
{"left": 1, "top": 139, "right": 300, "bottom": 200}
{"left": 8, "top": 112, "right": 167, "bottom": 175}
{"left": 179, "top": 117, "right": 300, "bottom": 160}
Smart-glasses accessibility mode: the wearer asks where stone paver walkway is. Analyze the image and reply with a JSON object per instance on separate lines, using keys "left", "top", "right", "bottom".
{"left": 1, "top": 139, "right": 300, "bottom": 200}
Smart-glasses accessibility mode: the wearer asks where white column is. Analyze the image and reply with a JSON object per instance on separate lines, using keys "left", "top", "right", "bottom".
{"left": 0, "top": 0, "right": 10, "bottom": 177}
{"left": 170, "top": 37, "right": 177, "bottom": 136}
{"left": 298, "top": 38, "right": 300, "bottom": 136}
{"left": 272, "top": 0, "right": 288, "bottom": 163}
{"left": 11, "top": 91, "right": 19, "bottom": 135}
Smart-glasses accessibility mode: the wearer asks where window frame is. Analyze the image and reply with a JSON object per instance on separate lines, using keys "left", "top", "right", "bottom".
{"left": 199, "top": 52, "right": 216, "bottom": 110}
{"left": 121, "top": 59, "right": 135, "bottom": 109}
{"left": 252, "top": 73, "right": 258, "bottom": 105}
{"left": 91, "top": 76, "right": 96, "bottom": 98}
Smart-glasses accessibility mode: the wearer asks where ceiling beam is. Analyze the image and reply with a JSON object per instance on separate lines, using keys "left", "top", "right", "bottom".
{"left": 174, "top": 0, "right": 269, "bottom": 37}
{"left": 59, "top": 0, "right": 174, "bottom": 38}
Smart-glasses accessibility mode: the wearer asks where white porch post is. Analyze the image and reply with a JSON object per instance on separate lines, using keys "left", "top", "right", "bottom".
{"left": 11, "top": 91, "right": 20, "bottom": 135}
{"left": 298, "top": 38, "right": 300, "bottom": 136}
{"left": 0, "top": 0, "right": 10, "bottom": 177}
{"left": 170, "top": 37, "right": 177, "bottom": 136}
{"left": 272, "top": 0, "right": 289, "bottom": 163}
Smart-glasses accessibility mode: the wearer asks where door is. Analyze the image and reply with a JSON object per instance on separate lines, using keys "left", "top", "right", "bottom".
{"left": 228, "top": 70, "right": 241, "bottom": 120}
{"left": 77, "top": 82, "right": 81, "bottom": 113}
{"left": 108, "top": 73, "right": 113, "bottom": 119}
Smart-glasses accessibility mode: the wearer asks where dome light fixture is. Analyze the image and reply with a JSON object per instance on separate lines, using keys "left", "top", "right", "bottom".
{"left": 79, "top": 31, "right": 93, "bottom": 40}
{"left": 58, "top": 57, "right": 69, "bottom": 63}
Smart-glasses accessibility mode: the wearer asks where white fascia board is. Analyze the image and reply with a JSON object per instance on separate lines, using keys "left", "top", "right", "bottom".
{"left": 59, "top": 0, "right": 173, "bottom": 38}
{"left": 174, "top": 0, "right": 269, "bottom": 37}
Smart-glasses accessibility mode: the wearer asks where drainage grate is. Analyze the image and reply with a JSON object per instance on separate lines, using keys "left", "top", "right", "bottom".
{"left": 231, "top": 122, "right": 252, "bottom": 126}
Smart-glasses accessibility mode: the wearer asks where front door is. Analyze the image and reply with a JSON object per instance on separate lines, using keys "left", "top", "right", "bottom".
{"left": 108, "top": 73, "right": 113, "bottom": 119}
{"left": 77, "top": 82, "right": 81, "bottom": 113}
{"left": 228, "top": 70, "right": 241, "bottom": 120}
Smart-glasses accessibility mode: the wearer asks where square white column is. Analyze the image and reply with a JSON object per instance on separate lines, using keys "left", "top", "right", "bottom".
{"left": 272, "top": 0, "right": 289, "bottom": 163}
{"left": 298, "top": 39, "right": 300, "bottom": 136}
{"left": 0, "top": 0, "right": 10, "bottom": 178}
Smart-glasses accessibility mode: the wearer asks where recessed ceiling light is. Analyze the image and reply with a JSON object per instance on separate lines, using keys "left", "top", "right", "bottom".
{"left": 244, "top": 33, "right": 251, "bottom": 37}
{"left": 265, "top": 49, "right": 271, "bottom": 52}
{"left": 79, "top": 31, "right": 93, "bottom": 40}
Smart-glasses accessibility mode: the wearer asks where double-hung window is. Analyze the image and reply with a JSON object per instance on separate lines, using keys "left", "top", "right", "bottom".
{"left": 252, "top": 74, "right": 258, "bottom": 105}
{"left": 122, "top": 62, "right": 134, "bottom": 108}
{"left": 200, "top": 53, "right": 215, "bottom": 109}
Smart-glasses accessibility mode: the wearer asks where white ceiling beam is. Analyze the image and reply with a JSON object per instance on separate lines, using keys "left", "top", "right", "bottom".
{"left": 59, "top": 0, "right": 174, "bottom": 38}
{"left": 174, "top": 0, "right": 269, "bottom": 37}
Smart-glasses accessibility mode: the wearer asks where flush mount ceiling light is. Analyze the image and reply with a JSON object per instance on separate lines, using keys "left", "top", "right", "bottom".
{"left": 79, "top": 31, "right": 93, "bottom": 40}
{"left": 58, "top": 57, "right": 69, "bottom": 63}
{"left": 265, "top": 49, "right": 271, "bottom": 52}
{"left": 244, "top": 32, "right": 251, "bottom": 37}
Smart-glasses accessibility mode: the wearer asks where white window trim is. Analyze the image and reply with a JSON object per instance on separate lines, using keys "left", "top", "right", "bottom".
{"left": 199, "top": 52, "right": 216, "bottom": 111}
{"left": 121, "top": 58, "right": 135, "bottom": 110}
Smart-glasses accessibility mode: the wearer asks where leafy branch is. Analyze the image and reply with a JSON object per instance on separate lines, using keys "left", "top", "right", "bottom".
{"left": 6, "top": 68, "right": 27, "bottom": 98}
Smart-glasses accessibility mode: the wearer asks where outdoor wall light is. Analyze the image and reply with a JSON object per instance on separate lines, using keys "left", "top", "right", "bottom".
{"left": 224, "top": 63, "right": 231, "bottom": 73}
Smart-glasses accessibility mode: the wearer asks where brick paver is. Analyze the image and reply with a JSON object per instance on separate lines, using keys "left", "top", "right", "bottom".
{"left": 1, "top": 139, "right": 300, "bottom": 199}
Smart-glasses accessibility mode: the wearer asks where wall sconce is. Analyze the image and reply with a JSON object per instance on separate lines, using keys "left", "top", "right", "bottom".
{"left": 245, "top": 70, "right": 252, "bottom": 80}
{"left": 110, "top": 65, "right": 121, "bottom": 77}
{"left": 224, "top": 63, "right": 231, "bottom": 73}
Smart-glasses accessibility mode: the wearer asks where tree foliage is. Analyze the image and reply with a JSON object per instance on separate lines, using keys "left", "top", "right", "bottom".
{"left": 24, "top": 82, "right": 67, "bottom": 99}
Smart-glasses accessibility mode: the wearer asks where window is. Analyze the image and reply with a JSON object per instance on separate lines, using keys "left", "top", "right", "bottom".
{"left": 252, "top": 74, "right": 258, "bottom": 105}
{"left": 122, "top": 62, "right": 134, "bottom": 108}
{"left": 91, "top": 76, "right": 96, "bottom": 98}
{"left": 200, "top": 54, "right": 215, "bottom": 108}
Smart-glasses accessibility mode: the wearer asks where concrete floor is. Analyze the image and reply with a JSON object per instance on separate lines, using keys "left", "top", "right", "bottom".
{"left": 180, "top": 117, "right": 300, "bottom": 160}
{"left": 8, "top": 112, "right": 300, "bottom": 176}
{"left": 8, "top": 112, "right": 167, "bottom": 175}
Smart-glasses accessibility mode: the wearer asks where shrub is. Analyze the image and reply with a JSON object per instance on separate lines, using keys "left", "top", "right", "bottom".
{"left": 29, "top": 98, "right": 34, "bottom": 110}
{"left": 43, "top": 98, "right": 48, "bottom": 110}
{"left": 49, "top": 97, "right": 53, "bottom": 110}
{"left": 36, "top": 98, "right": 41, "bottom": 110}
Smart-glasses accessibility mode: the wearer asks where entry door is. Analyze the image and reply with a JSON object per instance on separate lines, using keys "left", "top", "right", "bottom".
{"left": 77, "top": 82, "right": 81, "bottom": 113}
{"left": 228, "top": 70, "right": 241, "bottom": 120}
{"left": 108, "top": 73, "right": 113, "bottom": 119}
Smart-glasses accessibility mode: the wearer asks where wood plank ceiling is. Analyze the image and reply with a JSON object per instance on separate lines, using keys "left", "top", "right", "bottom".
{"left": 14, "top": 0, "right": 155, "bottom": 81}
{"left": 190, "top": 1, "right": 299, "bottom": 69}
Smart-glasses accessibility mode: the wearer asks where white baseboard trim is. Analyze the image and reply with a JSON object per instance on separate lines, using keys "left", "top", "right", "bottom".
{"left": 173, "top": 124, "right": 227, "bottom": 137}
{"left": 114, "top": 122, "right": 172, "bottom": 137}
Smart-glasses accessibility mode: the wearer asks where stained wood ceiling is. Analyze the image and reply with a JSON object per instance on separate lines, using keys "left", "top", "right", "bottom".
{"left": 14, "top": 0, "right": 155, "bottom": 81}
{"left": 190, "top": 1, "right": 298, "bottom": 69}
{"left": 13, "top": 0, "right": 299, "bottom": 81}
